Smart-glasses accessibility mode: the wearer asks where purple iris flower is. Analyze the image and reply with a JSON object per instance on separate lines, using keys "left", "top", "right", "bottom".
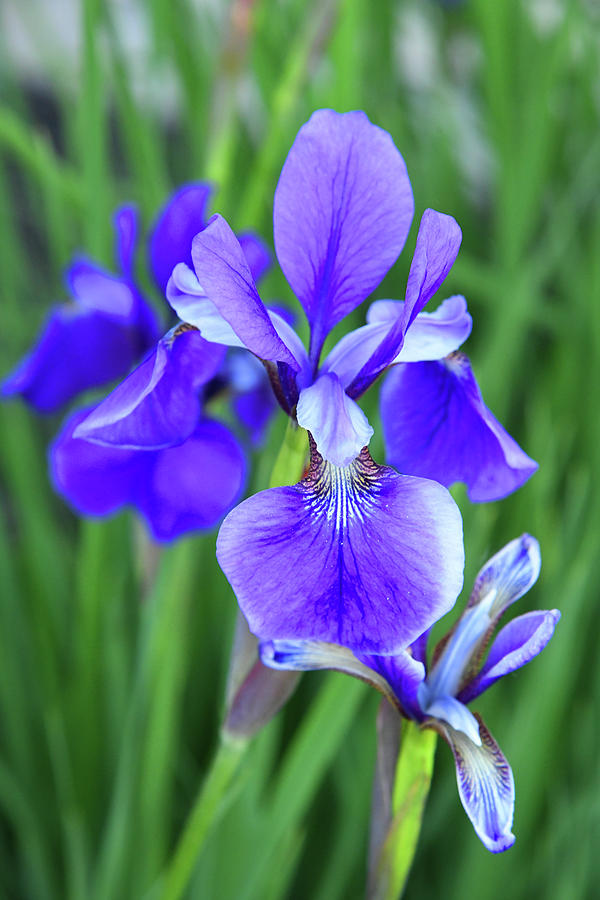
{"left": 159, "top": 109, "right": 470, "bottom": 654}
{"left": 1, "top": 207, "right": 160, "bottom": 412}
{"left": 260, "top": 534, "right": 560, "bottom": 852}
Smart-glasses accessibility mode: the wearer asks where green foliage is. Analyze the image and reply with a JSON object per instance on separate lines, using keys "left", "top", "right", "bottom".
{"left": 0, "top": 0, "right": 598, "bottom": 897}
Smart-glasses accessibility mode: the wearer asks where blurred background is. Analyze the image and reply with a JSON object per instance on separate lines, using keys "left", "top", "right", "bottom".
{"left": 0, "top": 0, "right": 598, "bottom": 897}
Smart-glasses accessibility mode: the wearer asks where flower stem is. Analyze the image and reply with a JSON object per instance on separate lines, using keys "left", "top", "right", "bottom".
{"left": 155, "top": 422, "right": 308, "bottom": 900}
{"left": 370, "top": 722, "right": 437, "bottom": 900}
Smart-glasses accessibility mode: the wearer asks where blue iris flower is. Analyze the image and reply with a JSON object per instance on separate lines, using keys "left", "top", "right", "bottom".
{"left": 260, "top": 534, "right": 560, "bottom": 853}
{"left": 2, "top": 187, "right": 274, "bottom": 542}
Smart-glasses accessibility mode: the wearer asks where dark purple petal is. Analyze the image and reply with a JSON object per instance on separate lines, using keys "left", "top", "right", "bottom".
{"left": 459, "top": 609, "right": 560, "bottom": 703}
{"left": 51, "top": 410, "right": 246, "bottom": 541}
{"left": 436, "top": 715, "right": 515, "bottom": 853}
{"left": 217, "top": 443, "right": 464, "bottom": 655}
{"left": 233, "top": 383, "right": 276, "bottom": 446}
{"left": 50, "top": 407, "right": 141, "bottom": 514}
{"left": 380, "top": 355, "right": 538, "bottom": 502}
{"left": 237, "top": 232, "right": 272, "bottom": 283}
{"left": 190, "top": 215, "right": 299, "bottom": 369}
{"left": 74, "top": 330, "right": 225, "bottom": 449}
{"left": 273, "top": 109, "right": 414, "bottom": 361}
{"left": 149, "top": 183, "right": 212, "bottom": 292}
{"left": 134, "top": 418, "right": 246, "bottom": 541}
{"left": 2, "top": 307, "right": 144, "bottom": 413}
{"left": 296, "top": 373, "right": 374, "bottom": 466}
{"left": 114, "top": 205, "right": 138, "bottom": 277}
{"left": 347, "top": 210, "right": 462, "bottom": 397}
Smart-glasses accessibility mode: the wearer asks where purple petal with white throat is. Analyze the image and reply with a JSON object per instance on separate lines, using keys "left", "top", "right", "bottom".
{"left": 217, "top": 443, "right": 464, "bottom": 655}
{"left": 149, "top": 183, "right": 212, "bottom": 292}
{"left": 460, "top": 609, "right": 560, "bottom": 703}
{"left": 296, "top": 373, "right": 373, "bottom": 466}
{"left": 189, "top": 215, "right": 299, "bottom": 368}
{"left": 74, "top": 330, "right": 225, "bottom": 449}
{"left": 381, "top": 355, "right": 538, "bottom": 501}
{"left": 436, "top": 715, "right": 515, "bottom": 853}
{"left": 273, "top": 109, "right": 414, "bottom": 360}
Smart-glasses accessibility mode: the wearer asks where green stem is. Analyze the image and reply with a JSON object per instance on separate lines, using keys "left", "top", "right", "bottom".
{"left": 159, "top": 737, "right": 248, "bottom": 900}
{"left": 156, "top": 421, "right": 308, "bottom": 900}
{"left": 372, "top": 722, "right": 437, "bottom": 900}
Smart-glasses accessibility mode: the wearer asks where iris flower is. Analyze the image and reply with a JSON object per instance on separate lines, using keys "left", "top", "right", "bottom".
{"left": 260, "top": 534, "right": 560, "bottom": 852}
{"left": 1, "top": 206, "right": 160, "bottom": 412}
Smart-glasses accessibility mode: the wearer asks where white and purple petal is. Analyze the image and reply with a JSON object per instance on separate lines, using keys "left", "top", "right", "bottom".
{"left": 74, "top": 329, "right": 225, "bottom": 449}
{"left": 380, "top": 354, "right": 538, "bottom": 502}
{"left": 360, "top": 650, "right": 426, "bottom": 719}
{"left": 459, "top": 609, "right": 560, "bottom": 703}
{"left": 468, "top": 534, "right": 542, "bottom": 618}
{"left": 66, "top": 259, "right": 138, "bottom": 320}
{"left": 273, "top": 109, "right": 414, "bottom": 361}
{"left": 217, "top": 444, "right": 464, "bottom": 655}
{"left": 296, "top": 373, "right": 374, "bottom": 466}
{"left": 435, "top": 715, "right": 515, "bottom": 853}
{"left": 184, "top": 214, "right": 299, "bottom": 369}
{"left": 149, "top": 183, "right": 212, "bottom": 292}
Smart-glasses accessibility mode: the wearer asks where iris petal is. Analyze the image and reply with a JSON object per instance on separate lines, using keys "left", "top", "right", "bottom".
{"left": 149, "top": 183, "right": 212, "bottom": 292}
{"left": 217, "top": 443, "right": 464, "bottom": 655}
{"left": 435, "top": 715, "right": 515, "bottom": 853}
{"left": 296, "top": 373, "right": 374, "bottom": 466}
{"left": 273, "top": 109, "right": 414, "bottom": 361}
{"left": 380, "top": 355, "right": 538, "bottom": 501}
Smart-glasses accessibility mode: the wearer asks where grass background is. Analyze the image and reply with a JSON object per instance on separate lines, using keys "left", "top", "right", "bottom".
{"left": 0, "top": 0, "right": 598, "bottom": 897}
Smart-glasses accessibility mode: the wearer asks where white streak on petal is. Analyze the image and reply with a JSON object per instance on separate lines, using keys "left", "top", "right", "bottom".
{"left": 297, "top": 373, "right": 374, "bottom": 466}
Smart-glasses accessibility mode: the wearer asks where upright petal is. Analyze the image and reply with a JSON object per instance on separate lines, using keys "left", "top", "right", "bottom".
{"left": 74, "top": 330, "right": 225, "bottom": 449}
{"left": 296, "top": 373, "right": 374, "bottom": 466}
{"left": 149, "top": 183, "right": 212, "bottom": 292}
{"left": 435, "top": 715, "right": 515, "bottom": 853}
{"left": 114, "top": 205, "right": 138, "bottom": 277}
{"left": 459, "top": 609, "right": 560, "bottom": 703}
{"left": 2, "top": 307, "right": 144, "bottom": 413}
{"left": 273, "top": 109, "right": 414, "bottom": 361}
{"left": 380, "top": 355, "right": 538, "bottom": 502}
{"left": 217, "top": 443, "right": 464, "bottom": 655}
{"left": 347, "top": 210, "right": 463, "bottom": 397}
{"left": 468, "top": 533, "right": 542, "bottom": 618}
{"left": 189, "top": 215, "right": 299, "bottom": 369}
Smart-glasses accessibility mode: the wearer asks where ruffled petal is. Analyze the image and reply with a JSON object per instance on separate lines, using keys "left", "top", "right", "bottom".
{"left": 369, "top": 295, "right": 472, "bottom": 362}
{"left": 2, "top": 307, "right": 144, "bottom": 413}
{"left": 74, "top": 329, "right": 225, "bottom": 449}
{"left": 185, "top": 215, "right": 299, "bottom": 368}
{"left": 134, "top": 418, "right": 246, "bottom": 541}
{"left": 114, "top": 205, "right": 138, "bottom": 277}
{"left": 237, "top": 232, "right": 272, "bottom": 283}
{"left": 380, "top": 355, "right": 538, "bottom": 502}
{"left": 149, "top": 183, "right": 212, "bottom": 292}
{"left": 296, "top": 373, "right": 373, "bottom": 466}
{"left": 459, "top": 609, "right": 560, "bottom": 703}
{"left": 436, "top": 715, "right": 515, "bottom": 853}
{"left": 217, "top": 443, "right": 464, "bottom": 655}
{"left": 347, "top": 210, "right": 462, "bottom": 397}
{"left": 273, "top": 109, "right": 414, "bottom": 361}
